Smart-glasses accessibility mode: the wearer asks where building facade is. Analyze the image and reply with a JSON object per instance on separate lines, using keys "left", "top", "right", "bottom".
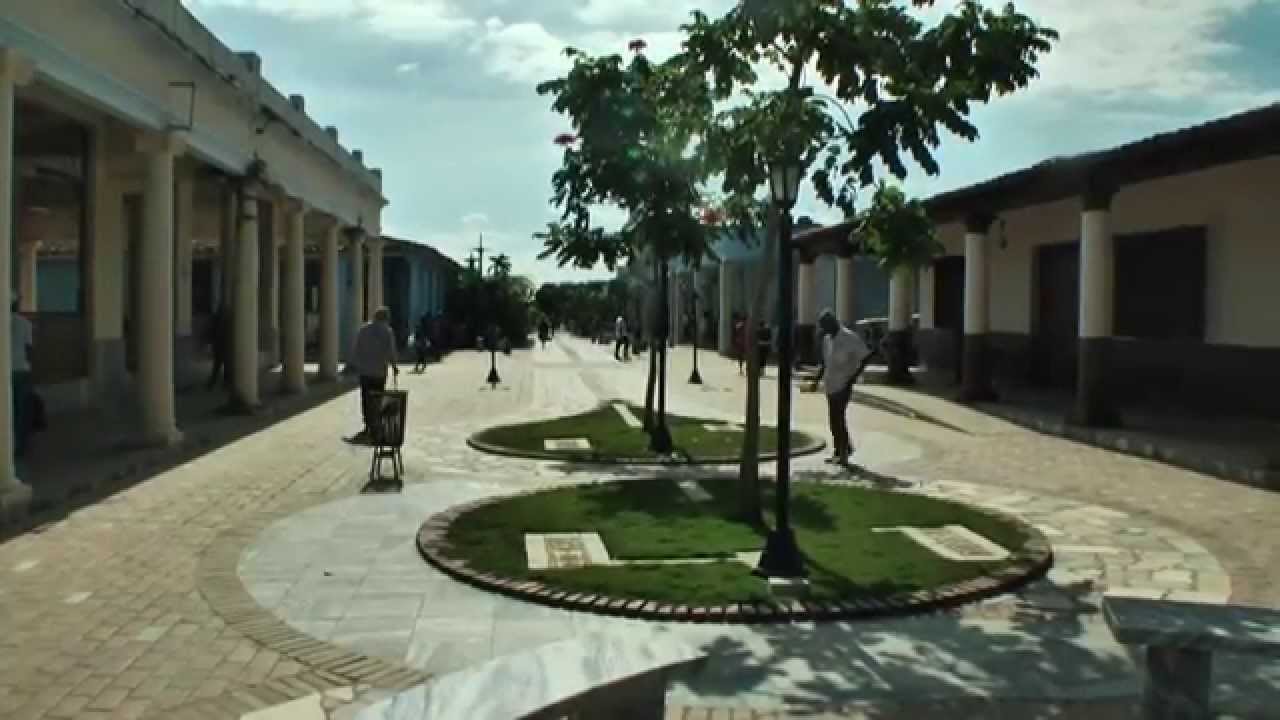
{"left": 791, "top": 103, "right": 1280, "bottom": 422}
{"left": 1, "top": 2, "right": 389, "bottom": 504}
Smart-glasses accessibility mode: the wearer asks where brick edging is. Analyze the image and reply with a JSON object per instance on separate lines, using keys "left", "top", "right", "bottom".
{"left": 465, "top": 433, "right": 827, "bottom": 466}
{"left": 416, "top": 482, "right": 1053, "bottom": 624}
{"left": 186, "top": 496, "right": 432, "bottom": 719}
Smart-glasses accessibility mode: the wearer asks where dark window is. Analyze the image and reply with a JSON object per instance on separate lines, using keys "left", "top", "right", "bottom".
{"left": 1114, "top": 226, "right": 1206, "bottom": 340}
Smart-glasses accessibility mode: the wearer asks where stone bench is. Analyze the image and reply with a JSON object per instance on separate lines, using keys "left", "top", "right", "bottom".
{"left": 1102, "top": 593, "right": 1280, "bottom": 719}
{"left": 354, "top": 632, "right": 706, "bottom": 720}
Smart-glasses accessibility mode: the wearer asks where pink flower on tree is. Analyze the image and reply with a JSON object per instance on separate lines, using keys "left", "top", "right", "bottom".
{"left": 553, "top": 133, "right": 578, "bottom": 147}
{"left": 628, "top": 38, "right": 647, "bottom": 53}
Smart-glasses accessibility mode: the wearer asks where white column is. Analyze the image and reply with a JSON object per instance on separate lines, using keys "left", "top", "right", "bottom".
{"left": 348, "top": 230, "right": 366, "bottom": 338}
{"left": 796, "top": 259, "right": 817, "bottom": 325}
{"left": 1075, "top": 192, "right": 1117, "bottom": 426}
{"left": 88, "top": 127, "right": 127, "bottom": 400}
{"left": 918, "top": 263, "right": 935, "bottom": 330}
{"left": 835, "top": 254, "right": 856, "bottom": 327}
{"left": 234, "top": 186, "right": 260, "bottom": 408}
{"left": 17, "top": 240, "right": 39, "bottom": 313}
{"left": 136, "top": 131, "right": 184, "bottom": 446}
{"left": 1080, "top": 209, "right": 1114, "bottom": 339}
{"left": 319, "top": 222, "right": 340, "bottom": 380}
{"left": 963, "top": 230, "right": 989, "bottom": 336}
{"left": 0, "top": 50, "right": 34, "bottom": 497}
{"left": 888, "top": 266, "right": 912, "bottom": 332}
{"left": 281, "top": 199, "right": 307, "bottom": 394}
{"left": 219, "top": 183, "right": 236, "bottom": 309}
{"left": 717, "top": 260, "right": 735, "bottom": 354}
{"left": 366, "top": 236, "right": 384, "bottom": 312}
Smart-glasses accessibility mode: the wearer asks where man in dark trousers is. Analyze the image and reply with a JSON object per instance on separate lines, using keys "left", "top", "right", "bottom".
{"left": 813, "top": 309, "right": 872, "bottom": 465}
{"left": 346, "top": 306, "right": 399, "bottom": 444}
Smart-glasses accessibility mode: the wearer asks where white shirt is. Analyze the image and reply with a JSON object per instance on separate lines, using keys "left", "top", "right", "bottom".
{"left": 615, "top": 317, "right": 626, "bottom": 336}
{"left": 11, "top": 312, "right": 32, "bottom": 373}
{"left": 822, "top": 327, "right": 870, "bottom": 395}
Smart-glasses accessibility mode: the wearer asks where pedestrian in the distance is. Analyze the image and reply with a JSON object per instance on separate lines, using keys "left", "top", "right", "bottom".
{"left": 732, "top": 313, "right": 746, "bottom": 375}
{"left": 413, "top": 313, "right": 430, "bottom": 373}
{"left": 813, "top": 309, "right": 872, "bottom": 466}
{"left": 538, "top": 319, "right": 551, "bottom": 349}
{"left": 346, "top": 307, "right": 400, "bottom": 445}
{"left": 614, "top": 316, "right": 630, "bottom": 361}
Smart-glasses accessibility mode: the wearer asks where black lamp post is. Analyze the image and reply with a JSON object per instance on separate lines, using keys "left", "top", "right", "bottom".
{"left": 755, "top": 156, "right": 807, "bottom": 580}
{"left": 688, "top": 272, "right": 703, "bottom": 385}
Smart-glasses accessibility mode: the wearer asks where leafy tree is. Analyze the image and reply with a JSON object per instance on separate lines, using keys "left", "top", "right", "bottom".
{"left": 677, "top": 0, "right": 1055, "bottom": 509}
{"left": 535, "top": 39, "right": 719, "bottom": 453}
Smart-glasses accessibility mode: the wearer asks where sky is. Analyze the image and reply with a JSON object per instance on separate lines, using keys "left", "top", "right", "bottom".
{"left": 181, "top": 0, "right": 1280, "bottom": 285}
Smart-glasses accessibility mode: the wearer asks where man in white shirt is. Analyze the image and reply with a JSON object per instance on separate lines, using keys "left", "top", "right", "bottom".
{"left": 814, "top": 309, "right": 871, "bottom": 465}
{"left": 11, "top": 294, "right": 33, "bottom": 457}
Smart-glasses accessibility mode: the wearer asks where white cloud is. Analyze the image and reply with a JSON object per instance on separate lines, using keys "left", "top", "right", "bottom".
{"left": 185, "top": 0, "right": 474, "bottom": 43}
{"left": 1011, "top": 0, "right": 1270, "bottom": 108}
{"left": 573, "top": 0, "right": 731, "bottom": 28}
{"left": 469, "top": 18, "right": 687, "bottom": 84}
{"left": 395, "top": 62, "right": 421, "bottom": 74}
{"left": 461, "top": 212, "right": 490, "bottom": 225}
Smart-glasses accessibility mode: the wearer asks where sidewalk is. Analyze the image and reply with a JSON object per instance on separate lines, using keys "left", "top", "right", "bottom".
{"left": 857, "top": 369, "right": 1280, "bottom": 491}
{"left": 2, "top": 367, "right": 356, "bottom": 537}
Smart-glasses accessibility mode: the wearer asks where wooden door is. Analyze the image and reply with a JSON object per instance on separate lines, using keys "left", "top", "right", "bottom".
{"left": 1035, "top": 242, "right": 1079, "bottom": 388}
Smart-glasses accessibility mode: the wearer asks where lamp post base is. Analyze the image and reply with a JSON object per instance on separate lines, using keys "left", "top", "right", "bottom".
{"left": 753, "top": 525, "right": 807, "bottom": 579}
{"left": 688, "top": 367, "right": 703, "bottom": 385}
{"left": 648, "top": 421, "right": 673, "bottom": 455}
{"left": 486, "top": 358, "right": 501, "bottom": 387}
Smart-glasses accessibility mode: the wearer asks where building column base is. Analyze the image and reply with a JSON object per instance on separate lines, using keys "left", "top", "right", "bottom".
{"left": 1071, "top": 337, "right": 1122, "bottom": 428}
{"left": 141, "top": 426, "right": 184, "bottom": 448}
{"left": 885, "top": 329, "right": 916, "bottom": 386}
{"left": 0, "top": 482, "right": 31, "bottom": 527}
{"left": 958, "top": 333, "right": 997, "bottom": 402}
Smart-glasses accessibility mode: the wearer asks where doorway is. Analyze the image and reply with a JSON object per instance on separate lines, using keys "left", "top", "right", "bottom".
{"left": 933, "top": 255, "right": 965, "bottom": 383}
{"left": 1034, "top": 241, "right": 1079, "bottom": 388}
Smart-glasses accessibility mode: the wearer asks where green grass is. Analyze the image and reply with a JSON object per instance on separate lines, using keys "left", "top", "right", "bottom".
{"left": 473, "top": 401, "right": 815, "bottom": 462}
{"left": 445, "top": 478, "right": 1034, "bottom": 605}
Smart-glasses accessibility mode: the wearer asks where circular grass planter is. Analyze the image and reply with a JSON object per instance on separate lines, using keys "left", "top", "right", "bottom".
{"left": 417, "top": 478, "right": 1052, "bottom": 623}
{"left": 467, "top": 401, "right": 825, "bottom": 465}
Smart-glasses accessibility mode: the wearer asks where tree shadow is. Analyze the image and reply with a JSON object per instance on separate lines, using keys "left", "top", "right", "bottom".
{"left": 674, "top": 603, "right": 1143, "bottom": 717}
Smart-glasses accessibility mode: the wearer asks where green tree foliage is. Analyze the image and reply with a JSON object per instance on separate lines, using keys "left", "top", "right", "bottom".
{"left": 680, "top": 0, "right": 1057, "bottom": 215}
{"left": 676, "top": 0, "right": 1055, "bottom": 512}
{"left": 857, "top": 182, "right": 940, "bottom": 270}
{"left": 536, "top": 40, "right": 723, "bottom": 451}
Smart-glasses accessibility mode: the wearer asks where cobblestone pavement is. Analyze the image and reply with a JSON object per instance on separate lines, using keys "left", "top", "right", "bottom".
{"left": 1, "top": 336, "right": 1278, "bottom": 719}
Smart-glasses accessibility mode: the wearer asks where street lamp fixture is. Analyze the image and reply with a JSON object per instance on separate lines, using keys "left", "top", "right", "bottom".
{"left": 756, "top": 156, "right": 807, "bottom": 580}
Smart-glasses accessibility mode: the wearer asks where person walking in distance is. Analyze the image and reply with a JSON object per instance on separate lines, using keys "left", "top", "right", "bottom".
{"left": 614, "top": 315, "right": 629, "bottom": 361}
{"left": 813, "top": 309, "right": 872, "bottom": 466}
{"left": 346, "top": 307, "right": 400, "bottom": 444}
{"left": 11, "top": 294, "right": 33, "bottom": 458}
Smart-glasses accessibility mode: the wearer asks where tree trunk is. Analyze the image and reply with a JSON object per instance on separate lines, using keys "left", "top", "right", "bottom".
{"left": 737, "top": 206, "right": 780, "bottom": 524}
{"left": 642, "top": 260, "right": 658, "bottom": 430}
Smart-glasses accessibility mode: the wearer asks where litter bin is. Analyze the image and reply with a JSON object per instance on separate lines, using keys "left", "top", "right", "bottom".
{"left": 370, "top": 388, "right": 408, "bottom": 485}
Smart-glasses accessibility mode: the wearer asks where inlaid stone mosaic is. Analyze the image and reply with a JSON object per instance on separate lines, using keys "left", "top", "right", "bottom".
{"left": 542, "top": 437, "right": 592, "bottom": 451}
{"left": 874, "top": 524, "right": 1011, "bottom": 562}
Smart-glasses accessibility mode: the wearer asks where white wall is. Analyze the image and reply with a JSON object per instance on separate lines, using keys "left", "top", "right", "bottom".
{"left": 933, "top": 155, "right": 1280, "bottom": 348}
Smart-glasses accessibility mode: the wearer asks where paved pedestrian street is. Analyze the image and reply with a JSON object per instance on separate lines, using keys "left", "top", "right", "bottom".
{"left": 3, "top": 337, "right": 1280, "bottom": 719}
